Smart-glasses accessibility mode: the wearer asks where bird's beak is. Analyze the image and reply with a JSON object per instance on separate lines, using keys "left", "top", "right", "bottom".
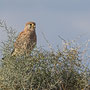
{"left": 32, "top": 24, "right": 36, "bottom": 28}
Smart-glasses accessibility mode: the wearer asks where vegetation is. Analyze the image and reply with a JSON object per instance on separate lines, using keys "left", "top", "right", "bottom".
{"left": 0, "top": 20, "right": 89, "bottom": 90}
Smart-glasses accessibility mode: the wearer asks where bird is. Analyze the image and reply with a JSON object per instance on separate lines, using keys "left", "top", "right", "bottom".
{"left": 11, "top": 22, "right": 37, "bottom": 56}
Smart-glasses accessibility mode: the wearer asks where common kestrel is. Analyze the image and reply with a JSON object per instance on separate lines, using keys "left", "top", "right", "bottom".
{"left": 11, "top": 22, "right": 37, "bottom": 56}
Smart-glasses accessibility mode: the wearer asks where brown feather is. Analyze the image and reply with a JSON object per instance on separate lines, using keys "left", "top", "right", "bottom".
{"left": 11, "top": 22, "right": 37, "bottom": 56}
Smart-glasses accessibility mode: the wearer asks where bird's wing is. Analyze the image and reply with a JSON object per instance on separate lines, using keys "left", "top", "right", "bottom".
{"left": 11, "top": 30, "right": 27, "bottom": 56}
{"left": 14, "top": 30, "right": 26, "bottom": 48}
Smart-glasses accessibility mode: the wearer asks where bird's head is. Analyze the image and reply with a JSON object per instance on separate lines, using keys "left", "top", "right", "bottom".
{"left": 25, "top": 22, "right": 36, "bottom": 31}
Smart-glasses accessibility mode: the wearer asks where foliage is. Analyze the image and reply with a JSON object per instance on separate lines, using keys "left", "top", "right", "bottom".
{"left": 0, "top": 20, "right": 17, "bottom": 57}
{"left": 0, "top": 20, "right": 89, "bottom": 90}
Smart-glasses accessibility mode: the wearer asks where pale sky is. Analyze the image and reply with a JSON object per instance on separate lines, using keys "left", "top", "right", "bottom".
{"left": 0, "top": 0, "right": 90, "bottom": 51}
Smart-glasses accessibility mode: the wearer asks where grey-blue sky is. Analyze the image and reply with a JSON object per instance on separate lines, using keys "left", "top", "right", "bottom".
{"left": 0, "top": 0, "right": 90, "bottom": 50}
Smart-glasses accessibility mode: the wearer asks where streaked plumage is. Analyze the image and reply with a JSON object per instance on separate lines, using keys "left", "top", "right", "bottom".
{"left": 11, "top": 22, "right": 37, "bottom": 56}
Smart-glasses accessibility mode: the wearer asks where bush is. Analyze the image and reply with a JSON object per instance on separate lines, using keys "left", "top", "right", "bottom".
{"left": 0, "top": 20, "right": 89, "bottom": 90}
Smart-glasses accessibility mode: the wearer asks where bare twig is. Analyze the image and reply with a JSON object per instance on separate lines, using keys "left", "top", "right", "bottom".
{"left": 41, "top": 32, "right": 54, "bottom": 52}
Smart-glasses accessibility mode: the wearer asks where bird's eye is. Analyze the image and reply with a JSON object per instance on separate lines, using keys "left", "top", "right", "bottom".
{"left": 30, "top": 24, "right": 32, "bottom": 26}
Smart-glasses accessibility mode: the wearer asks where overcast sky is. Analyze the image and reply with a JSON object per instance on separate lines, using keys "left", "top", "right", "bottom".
{"left": 0, "top": 0, "right": 90, "bottom": 51}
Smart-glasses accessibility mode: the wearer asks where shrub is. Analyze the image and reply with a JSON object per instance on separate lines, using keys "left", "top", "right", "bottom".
{"left": 0, "top": 20, "right": 89, "bottom": 90}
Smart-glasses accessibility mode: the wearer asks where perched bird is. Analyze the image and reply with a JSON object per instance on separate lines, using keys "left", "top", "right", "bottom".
{"left": 11, "top": 22, "right": 37, "bottom": 56}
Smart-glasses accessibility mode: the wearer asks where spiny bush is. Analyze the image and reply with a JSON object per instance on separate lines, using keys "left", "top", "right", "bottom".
{"left": 0, "top": 20, "right": 89, "bottom": 90}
